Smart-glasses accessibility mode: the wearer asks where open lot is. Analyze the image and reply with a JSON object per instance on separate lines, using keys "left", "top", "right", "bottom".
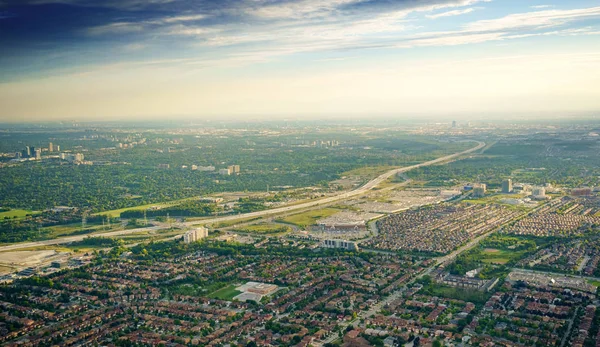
{"left": 232, "top": 223, "right": 292, "bottom": 234}
{"left": 208, "top": 284, "right": 242, "bottom": 301}
{"left": 0, "top": 209, "right": 37, "bottom": 220}
{"left": 277, "top": 208, "right": 340, "bottom": 228}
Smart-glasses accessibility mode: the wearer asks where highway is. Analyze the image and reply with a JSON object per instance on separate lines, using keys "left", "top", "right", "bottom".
{"left": 0, "top": 141, "right": 485, "bottom": 253}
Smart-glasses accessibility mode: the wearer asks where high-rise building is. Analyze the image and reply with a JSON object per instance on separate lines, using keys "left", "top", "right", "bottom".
{"left": 48, "top": 142, "right": 53, "bottom": 152}
{"left": 56, "top": 145, "right": 60, "bottom": 152}
{"left": 532, "top": 187, "right": 546, "bottom": 198}
{"left": 502, "top": 179, "right": 513, "bottom": 193}
{"left": 452, "top": 120, "right": 457, "bottom": 128}
{"left": 473, "top": 183, "right": 487, "bottom": 198}
{"left": 34, "top": 148, "right": 42, "bottom": 160}
{"left": 22, "top": 146, "right": 31, "bottom": 158}
{"left": 183, "top": 227, "right": 209, "bottom": 243}
{"left": 227, "top": 165, "right": 240, "bottom": 174}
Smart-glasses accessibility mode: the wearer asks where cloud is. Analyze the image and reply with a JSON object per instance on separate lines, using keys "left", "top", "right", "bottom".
{"left": 8, "top": 0, "right": 178, "bottom": 10}
{"left": 3, "top": 0, "right": 600, "bottom": 80}
{"left": 531, "top": 5, "right": 554, "bottom": 9}
{"left": 426, "top": 8, "right": 476, "bottom": 19}
{"left": 87, "top": 22, "right": 145, "bottom": 35}
{"left": 465, "top": 6, "right": 600, "bottom": 32}
{"left": 87, "top": 13, "right": 209, "bottom": 35}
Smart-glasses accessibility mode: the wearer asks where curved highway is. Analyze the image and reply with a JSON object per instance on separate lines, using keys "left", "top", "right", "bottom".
{"left": 0, "top": 141, "right": 484, "bottom": 252}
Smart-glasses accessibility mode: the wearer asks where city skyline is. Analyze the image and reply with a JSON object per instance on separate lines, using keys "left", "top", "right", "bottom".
{"left": 1, "top": 0, "right": 600, "bottom": 121}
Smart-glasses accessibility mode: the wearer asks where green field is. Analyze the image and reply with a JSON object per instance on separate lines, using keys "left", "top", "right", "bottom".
{"left": 210, "top": 217, "right": 262, "bottom": 229}
{"left": 588, "top": 280, "right": 600, "bottom": 287}
{"left": 278, "top": 208, "right": 340, "bottom": 228}
{"left": 95, "top": 197, "right": 199, "bottom": 218}
{"left": 0, "top": 209, "right": 37, "bottom": 220}
{"left": 208, "top": 284, "right": 241, "bottom": 300}
{"left": 232, "top": 223, "right": 292, "bottom": 234}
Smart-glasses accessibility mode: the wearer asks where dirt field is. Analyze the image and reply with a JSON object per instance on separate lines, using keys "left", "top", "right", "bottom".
{"left": 0, "top": 250, "right": 63, "bottom": 266}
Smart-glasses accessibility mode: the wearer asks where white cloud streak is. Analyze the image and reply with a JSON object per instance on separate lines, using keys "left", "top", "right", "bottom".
{"left": 426, "top": 8, "right": 476, "bottom": 19}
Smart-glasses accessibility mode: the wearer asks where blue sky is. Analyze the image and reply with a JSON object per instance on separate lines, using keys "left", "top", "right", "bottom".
{"left": 1, "top": 0, "right": 600, "bottom": 121}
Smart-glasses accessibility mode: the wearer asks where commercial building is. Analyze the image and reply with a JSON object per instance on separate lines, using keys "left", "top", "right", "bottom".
{"left": 532, "top": 186, "right": 547, "bottom": 199}
{"left": 572, "top": 188, "right": 593, "bottom": 197}
{"left": 322, "top": 239, "right": 359, "bottom": 251}
{"left": 48, "top": 142, "right": 53, "bottom": 152}
{"left": 219, "top": 168, "right": 231, "bottom": 176}
{"left": 183, "top": 227, "right": 209, "bottom": 243}
{"left": 34, "top": 148, "right": 42, "bottom": 160}
{"left": 473, "top": 183, "right": 487, "bottom": 198}
{"left": 227, "top": 165, "right": 240, "bottom": 174}
{"left": 502, "top": 179, "right": 513, "bottom": 193}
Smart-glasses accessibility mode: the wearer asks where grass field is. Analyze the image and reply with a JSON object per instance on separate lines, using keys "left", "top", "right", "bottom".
{"left": 0, "top": 209, "right": 37, "bottom": 220}
{"left": 208, "top": 284, "right": 241, "bottom": 300}
{"left": 31, "top": 222, "right": 124, "bottom": 241}
{"left": 94, "top": 197, "right": 199, "bottom": 218}
{"left": 210, "top": 217, "right": 262, "bottom": 229}
{"left": 587, "top": 280, "right": 600, "bottom": 287}
{"left": 278, "top": 208, "right": 340, "bottom": 228}
{"left": 232, "top": 223, "right": 292, "bottom": 234}
{"left": 476, "top": 248, "right": 526, "bottom": 265}
{"left": 422, "top": 284, "right": 492, "bottom": 305}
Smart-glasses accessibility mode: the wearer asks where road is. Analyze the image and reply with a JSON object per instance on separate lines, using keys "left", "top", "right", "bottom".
{"left": 0, "top": 141, "right": 485, "bottom": 253}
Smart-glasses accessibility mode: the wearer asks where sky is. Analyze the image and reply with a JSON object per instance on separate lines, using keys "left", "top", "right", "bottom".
{"left": 1, "top": 0, "right": 600, "bottom": 122}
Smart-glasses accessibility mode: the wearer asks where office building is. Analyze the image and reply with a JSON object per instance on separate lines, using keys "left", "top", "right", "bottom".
{"left": 228, "top": 165, "right": 241, "bottom": 174}
{"left": 502, "top": 179, "right": 513, "bottom": 193}
{"left": 56, "top": 145, "right": 60, "bottom": 152}
{"left": 48, "top": 142, "right": 53, "bottom": 152}
{"left": 322, "top": 239, "right": 359, "bottom": 251}
{"left": 34, "top": 148, "right": 42, "bottom": 160}
{"left": 572, "top": 188, "right": 592, "bottom": 196}
{"left": 183, "top": 227, "right": 209, "bottom": 243}
{"left": 531, "top": 186, "right": 548, "bottom": 200}
{"left": 219, "top": 168, "right": 231, "bottom": 175}
{"left": 473, "top": 183, "right": 487, "bottom": 198}
{"left": 22, "top": 146, "right": 31, "bottom": 158}
{"left": 452, "top": 120, "right": 457, "bottom": 128}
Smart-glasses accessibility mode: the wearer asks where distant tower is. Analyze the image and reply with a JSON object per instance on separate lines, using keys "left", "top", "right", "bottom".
{"left": 144, "top": 210, "right": 148, "bottom": 226}
{"left": 452, "top": 120, "right": 457, "bottom": 128}
{"left": 49, "top": 142, "right": 53, "bottom": 152}
{"left": 502, "top": 179, "right": 513, "bottom": 194}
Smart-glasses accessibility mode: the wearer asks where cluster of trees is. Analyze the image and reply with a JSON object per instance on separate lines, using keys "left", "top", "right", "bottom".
{"left": 407, "top": 139, "right": 600, "bottom": 188}
{"left": 121, "top": 202, "right": 222, "bottom": 218}
{"left": 70, "top": 237, "right": 122, "bottom": 248}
